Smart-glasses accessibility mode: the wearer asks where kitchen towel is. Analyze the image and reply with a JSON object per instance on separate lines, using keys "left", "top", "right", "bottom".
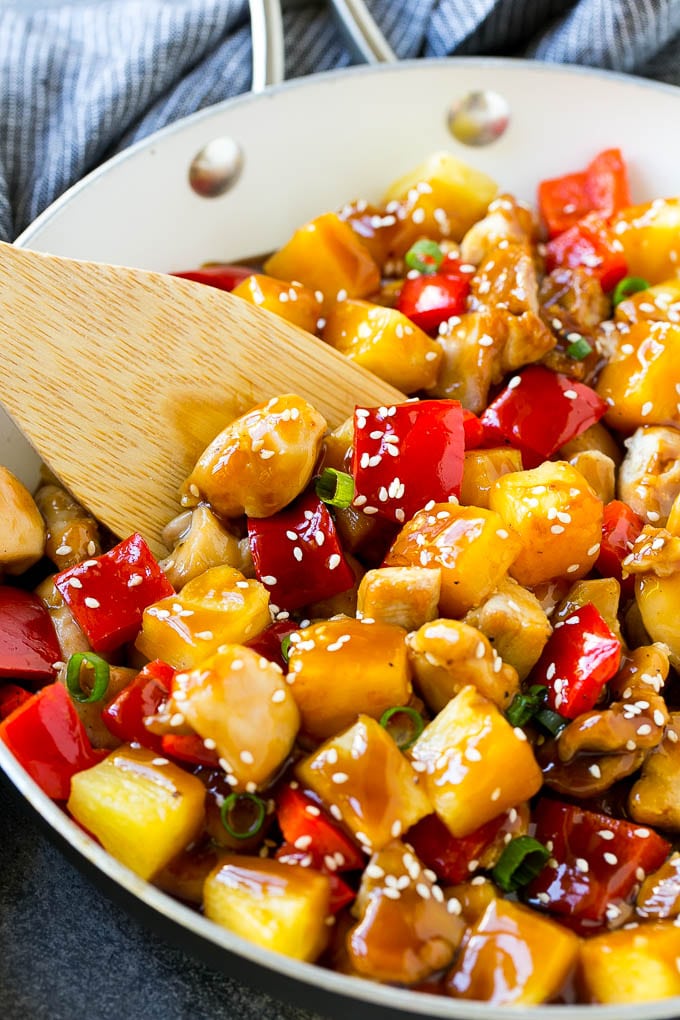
{"left": 1, "top": 1, "right": 680, "bottom": 1019}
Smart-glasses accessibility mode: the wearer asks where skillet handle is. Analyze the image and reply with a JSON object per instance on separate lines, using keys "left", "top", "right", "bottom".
{"left": 326, "top": 0, "right": 397, "bottom": 64}
{"left": 249, "top": 0, "right": 286, "bottom": 92}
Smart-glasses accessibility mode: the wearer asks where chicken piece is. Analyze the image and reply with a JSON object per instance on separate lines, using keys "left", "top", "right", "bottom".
{"left": 636, "top": 853, "right": 680, "bottom": 921}
{"left": 559, "top": 421, "right": 622, "bottom": 466}
{"left": 625, "top": 526, "right": 680, "bottom": 668}
{"left": 34, "top": 482, "right": 101, "bottom": 571}
{"left": 57, "top": 663, "right": 137, "bottom": 749}
{"left": 34, "top": 575, "right": 90, "bottom": 661}
{"left": 567, "top": 450, "right": 616, "bottom": 504}
{"left": 538, "top": 741, "right": 646, "bottom": 799}
{"left": 625, "top": 525, "right": 680, "bottom": 578}
{"left": 618, "top": 426, "right": 680, "bottom": 526}
{"left": 357, "top": 566, "right": 441, "bottom": 631}
{"left": 459, "top": 194, "right": 536, "bottom": 265}
{"left": 0, "top": 466, "right": 46, "bottom": 575}
{"left": 629, "top": 712, "right": 680, "bottom": 830}
{"left": 463, "top": 576, "right": 551, "bottom": 682}
{"left": 469, "top": 242, "right": 540, "bottom": 316}
{"left": 406, "top": 618, "right": 519, "bottom": 711}
{"left": 552, "top": 577, "right": 623, "bottom": 644}
{"left": 540, "top": 265, "right": 610, "bottom": 334}
{"left": 427, "top": 308, "right": 554, "bottom": 414}
{"left": 159, "top": 505, "right": 249, "bottom": 590}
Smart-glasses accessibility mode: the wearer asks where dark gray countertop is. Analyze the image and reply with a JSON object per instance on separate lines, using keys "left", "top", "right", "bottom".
{"left": 0, "top": 777, "right": 325, "bottom": 1020}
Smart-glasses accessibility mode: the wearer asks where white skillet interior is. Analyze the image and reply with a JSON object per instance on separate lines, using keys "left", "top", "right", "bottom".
{"left": 3, "top": 58, "right": 680, "bottom": 1020}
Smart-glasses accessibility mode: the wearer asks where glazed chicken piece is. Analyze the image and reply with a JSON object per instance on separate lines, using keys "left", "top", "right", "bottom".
{"left": 618, "top": 426, "right": 680, "bottom": 526}
{"left": 34, "top": 481, "right": 101, "bottom": 571}
{"left": 459, "top": 193, "right": 537, "bottom": 266}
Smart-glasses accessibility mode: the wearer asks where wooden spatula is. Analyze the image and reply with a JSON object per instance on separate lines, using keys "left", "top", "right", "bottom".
{"left": 0, "top": 242, "right": 402, "bottom": 556}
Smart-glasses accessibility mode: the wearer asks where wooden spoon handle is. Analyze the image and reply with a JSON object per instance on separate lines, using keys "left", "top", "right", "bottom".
{"left": 0, "top": 242, "right": 402, "bottom": 555}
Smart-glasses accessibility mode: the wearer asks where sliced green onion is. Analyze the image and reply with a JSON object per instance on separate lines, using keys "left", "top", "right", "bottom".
{"left": 535, "top": 707, "right": 569, "bottom": 737}
{"left": 379, "top": 705, "right": 425, "bottom": 750}
{"left": 506, "top": 685, "right": 548, "bottom": 728}
{"left": 315, "top": 468, "right": 355, "bottom": 509}
{"left": 566, "top": 336, "right": 593, "bottom": 360}
{"left": 281, "top": 635, "right": 292, "bottom": 664}
{"left": 492, "top": 835, "right": 550, "bottom": 892}
{"left": 612, "top": 275, "right": 650, "bottom": 307}
{"left": 66, "top": 652, "right": 110, "bottom": 703}
{"left": 404, "top": 239, "right": 444, "bottom": 275}
{"left": 220, "top": 791, "right": 266, "bottom": 840}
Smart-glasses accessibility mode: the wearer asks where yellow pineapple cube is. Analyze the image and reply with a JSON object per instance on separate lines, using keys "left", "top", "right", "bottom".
{"left": 231, "top": 274, "right": 319, "bottom": 334}
{"left": 409, "top": 685, "right": 542, "bottom": 837}
{"left": 264, "top": 212, "right": 380, "bottom": 313}
{"left": 610, "top": 198, "right": 680, "bottom": 284}
{"left": 204, "top": 857, "right": 330, "bottom": 962}
{"left": 579, "top": 922, "right": 680, "bottom": 1003}
{"left": 323, "top": 299, "right": 441, "bottom": 393}
{"left": 135, "top": 565, "right": 270, "bottom": 669}
{"left": 67, "top": 744, "right": 205, "bottom": 880}
{"left": 446, "top": 899, "right": 579, "bottom": 1004}
{"left": 287, "top": 617, "right": 411, "bottom": 741}
{"left": 296, "top": 715, "right": 432, "bottom": 853}
{"left": 489, "top": 461, "right": 603, "bottom": 586}
{"left": 384, "top": 503, "right": 522, "bottom": 617}
{"left": 596, "top": 320, "right": 680, "bottom": 431}
{"left": 460, "top": 447, "right": 523, "bottom": 509}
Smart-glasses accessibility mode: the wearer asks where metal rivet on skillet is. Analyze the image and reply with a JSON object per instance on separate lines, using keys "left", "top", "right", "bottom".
{"left": 189, "top": 137, "right": 243, "bottom": 197}
{"left": 447, "top": 90, "right": 510, "bottom": 146}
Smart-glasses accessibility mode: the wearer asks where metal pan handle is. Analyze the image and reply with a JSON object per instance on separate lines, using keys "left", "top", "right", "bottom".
{"left": 326, "top": 0, "right": 397, "bottom": 64}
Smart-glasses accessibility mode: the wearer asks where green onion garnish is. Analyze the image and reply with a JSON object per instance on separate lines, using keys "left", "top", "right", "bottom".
{"left": 315, "top": 468, "right": 355, "bottom": 509}
{"left": 535, "top": 708, "right": 569, "bottom": 737}
{"left": 612, "top": 275, "right": 650, "bottom": 307}
{"left": 379, "top": 705, "right": 425, "bottom": 750}
{"left": 566, "top": 336, "right": 593, "bottom": 360}
{"left": 404, "top": 239, "right": 444, "bottom": 275}
{"left": 281, "top": 635, "right": 292, "bottom": 664}
{"left": 220, "top": 792, "right": 266, "bottom": 840}
{"left": 506, "top": 685, "right": 548, "bottom": 727}
{"left": 492, "top": 835, "right": 550, "bottom": 892}
{"left": 66, "top": 652, "right": 110, "bottom": 703}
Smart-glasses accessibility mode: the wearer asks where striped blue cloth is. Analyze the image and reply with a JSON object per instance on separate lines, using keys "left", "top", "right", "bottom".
{"left": 1, "top": 0, "right": 680, "bottom": 242}
{"left": 1, "top": 3, "right": 680, "bottom": 1020}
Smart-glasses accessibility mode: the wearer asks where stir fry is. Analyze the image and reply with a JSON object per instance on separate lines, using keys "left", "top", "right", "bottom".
{"left": 3, "top": 146, "right": 680, "bottom": 1007}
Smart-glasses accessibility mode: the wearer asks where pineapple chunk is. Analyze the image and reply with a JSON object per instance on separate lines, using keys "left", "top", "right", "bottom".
{"left": 173, "top": 644, "right": 299, "bottom": 788}
{"left": 615, "top": 277, "right": 680, "bottom": 325}
{"left": 347, "top": 840, "right": 465, "bottom": 984}
{"left": 135, "top": 565, "right": 270, "bottom": 669}
{"left": 596, "top": 321, "right": 680, "bottom": 432}
{"left": 668, "top": 492, "right": 680, "bottom": 535}
{"left": 635, "top": 572, "right": 680, "bottom": 670}
{"left": 287, "top": 618, "right": 411, "bottom": 740}
{"left": 460, "top": 447, "right": 523, "bottom": 509}
{"left": 357, "top": 566, "right": 441, "bottom": 630}
{"left": 610, "top": 198, "right": 680, "bottom": 284}
{"left": 489, "top": 461, "right": 603, "bottom": 586}
{"left": 296, "top": 715, "right": 432, "bottom": 853}
{"left": 445, "top": 879, "right": 498, "bottom": 926}
{"left": 231, "top": 274, "right": 319, "bottom": 334}
{"left": 579, "top": 922, "right": 680, "bottom": 1003}
{"left": 554, "top": 577, "right": 622, "bottom": 642}
{"left": 323, "top": 299, "right": 441, "bottom": 393}
{"left": 636, "top": 852, "right": 680, "bottom": 920}
{"left": 407, "top": 618, "right": 519, "bottom": 711}
{"left": 67, "top": 745, "right": 205, "bottom": 880}
{"left": 180, "top": 393, "right": 327, "bottom": 519}
{"left": 567, "top": 450, "right": 616, "bottom": 504}
{"left": 155, "top": 844, "right": 225, "bottom": 905}
{"left": 446, "top": 899, "right": 579, "bottom": 1005}
{"left": 264, "top": 212, "right": 380, "bottom": 313}
{"left": 383, "top": 152, "right": 498, "bottom": 247}
{"left": 384, "top": 503, "right": 522, "bottom": 617}
{"left": 463, "top": 576, "right": 551, "bottom": 681}
{"left": 409, "top": 685, "right": 542, "bottom": 837}
{"left": 204, "top": 857, "right": 330, "bottom": 962}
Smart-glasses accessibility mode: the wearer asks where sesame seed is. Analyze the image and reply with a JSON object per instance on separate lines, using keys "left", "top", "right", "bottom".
{"left": 383, "top": 887, "right": 401, "bottom": 900}
{"left": 271, "top": 689, "right": 286, "bottom": 704}
{"left": 332, "top": 772, "right": 349, "bottom": 784}
{"left": 514, "top": 727, "right": 527, "bottom": 742}
{"left": 537, "top": 892, "right": 550, "bottom": 904}
{"left": 603, "top": 852, "right": 618, "bottom": 866}
{"left": 84, "top": 596, "right": 100, "bottom": 608}
{"left": 465, "top": 746, "right": 482, "bottom": 762}
{"left": 491, "top": 787, "right": 501, "bottom": 801}
{"left": 638, "top": 724, "right": 652, "bottom": 736}
{"left": 550, "top": 524, "right": 565, "bottom": 534}
{"left": 589, "top": 764, "right": 602, "bottom": 778}
{"left": 196, "top": 630, "right": 213, "bottom": 640}
{"left": 294, "top": 835, "right": 312, "bottom": 850}
{"left": 152, "top": 757, "right": 169, "bottom": 766}
{"left": 170, "top": 712, "right": 185, "bottom": 727}
{"left": 447, "top": 897, "right": 462, "bottom": 915}
{"left": 55, "top": 544, "right": 72, "bottom": 556}
{"left": 240, "top": 750, "right": 255, "bottom": 765}
{"left": 634, "top": 829, "right": 651, "bottom": 839}
{"left": 576, "top": 858, "right": 589, "bottom": 873}
{"left": 467, "top": 859, "right": 480, "bottom": 872}
{"left": 327, "top": 554, "right": 341, "bottom": 570}
{"left": 391, "top": 820, "right": 402, "bottom": 837}
{"left": 293, "top": 547, "right": 303, "bottom": 562}
{"left": 636, "top": 867, "right": 646, "bottom": 881}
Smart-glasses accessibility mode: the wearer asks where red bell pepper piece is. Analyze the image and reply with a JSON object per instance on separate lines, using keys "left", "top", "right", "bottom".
{"left": 276, "top": 785, "right": 364, "bottom": 872}
{"left": 479, "top": 365, "right": 608, "bottom": 468}
{"left": 245, "top": 620, "right": 300, "bottom": 671}
{"left": 352, "top": 400, "right": 465, "bottom": 524}
{"left": 161, "top": 732, "right": 219, "bottom": 768}
{"left": 526, "top": 798, "right": 671, "bottom": 931}
{"left": 0, "top": 683, "right": 32, "bottom": 720}
{"left": 596, "top": 500, "right": 644, "bottom": 598}
{"left": 171, "top": 264, "right": 254, "bottom": 292}
{"left": 396, "top": 260, "right": 472, "bottom": 334}
{"left": 530, "top": 602, "right": 621, "bottom": 719}
{"left": 101, "top": 658, "right": 174, "bottom": 753}
{"left": 54, "top": 533, "right": 174, "bottom": 654}
{"left": 462, "top": 408, "right": 485, "bottom": 450}
{"left": 275, "top": 844, "right": 356, "bottom": 913}
{"left": 544, "top": 214, "right": 628, "bottom": 291}
{"left": 248, "top": 490, "right": 355, "bottom": 612}
{"left": 0, "top": 682, "right": 105, "bottom": 799}
{"left": 0, "top": 586, "right": 61, "bottom": 684}
{"left": 406, "top": 812, "right": 505, "bottom": 885}
{"left": 538, "top": 148, "right": 631, "bottom": 238}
